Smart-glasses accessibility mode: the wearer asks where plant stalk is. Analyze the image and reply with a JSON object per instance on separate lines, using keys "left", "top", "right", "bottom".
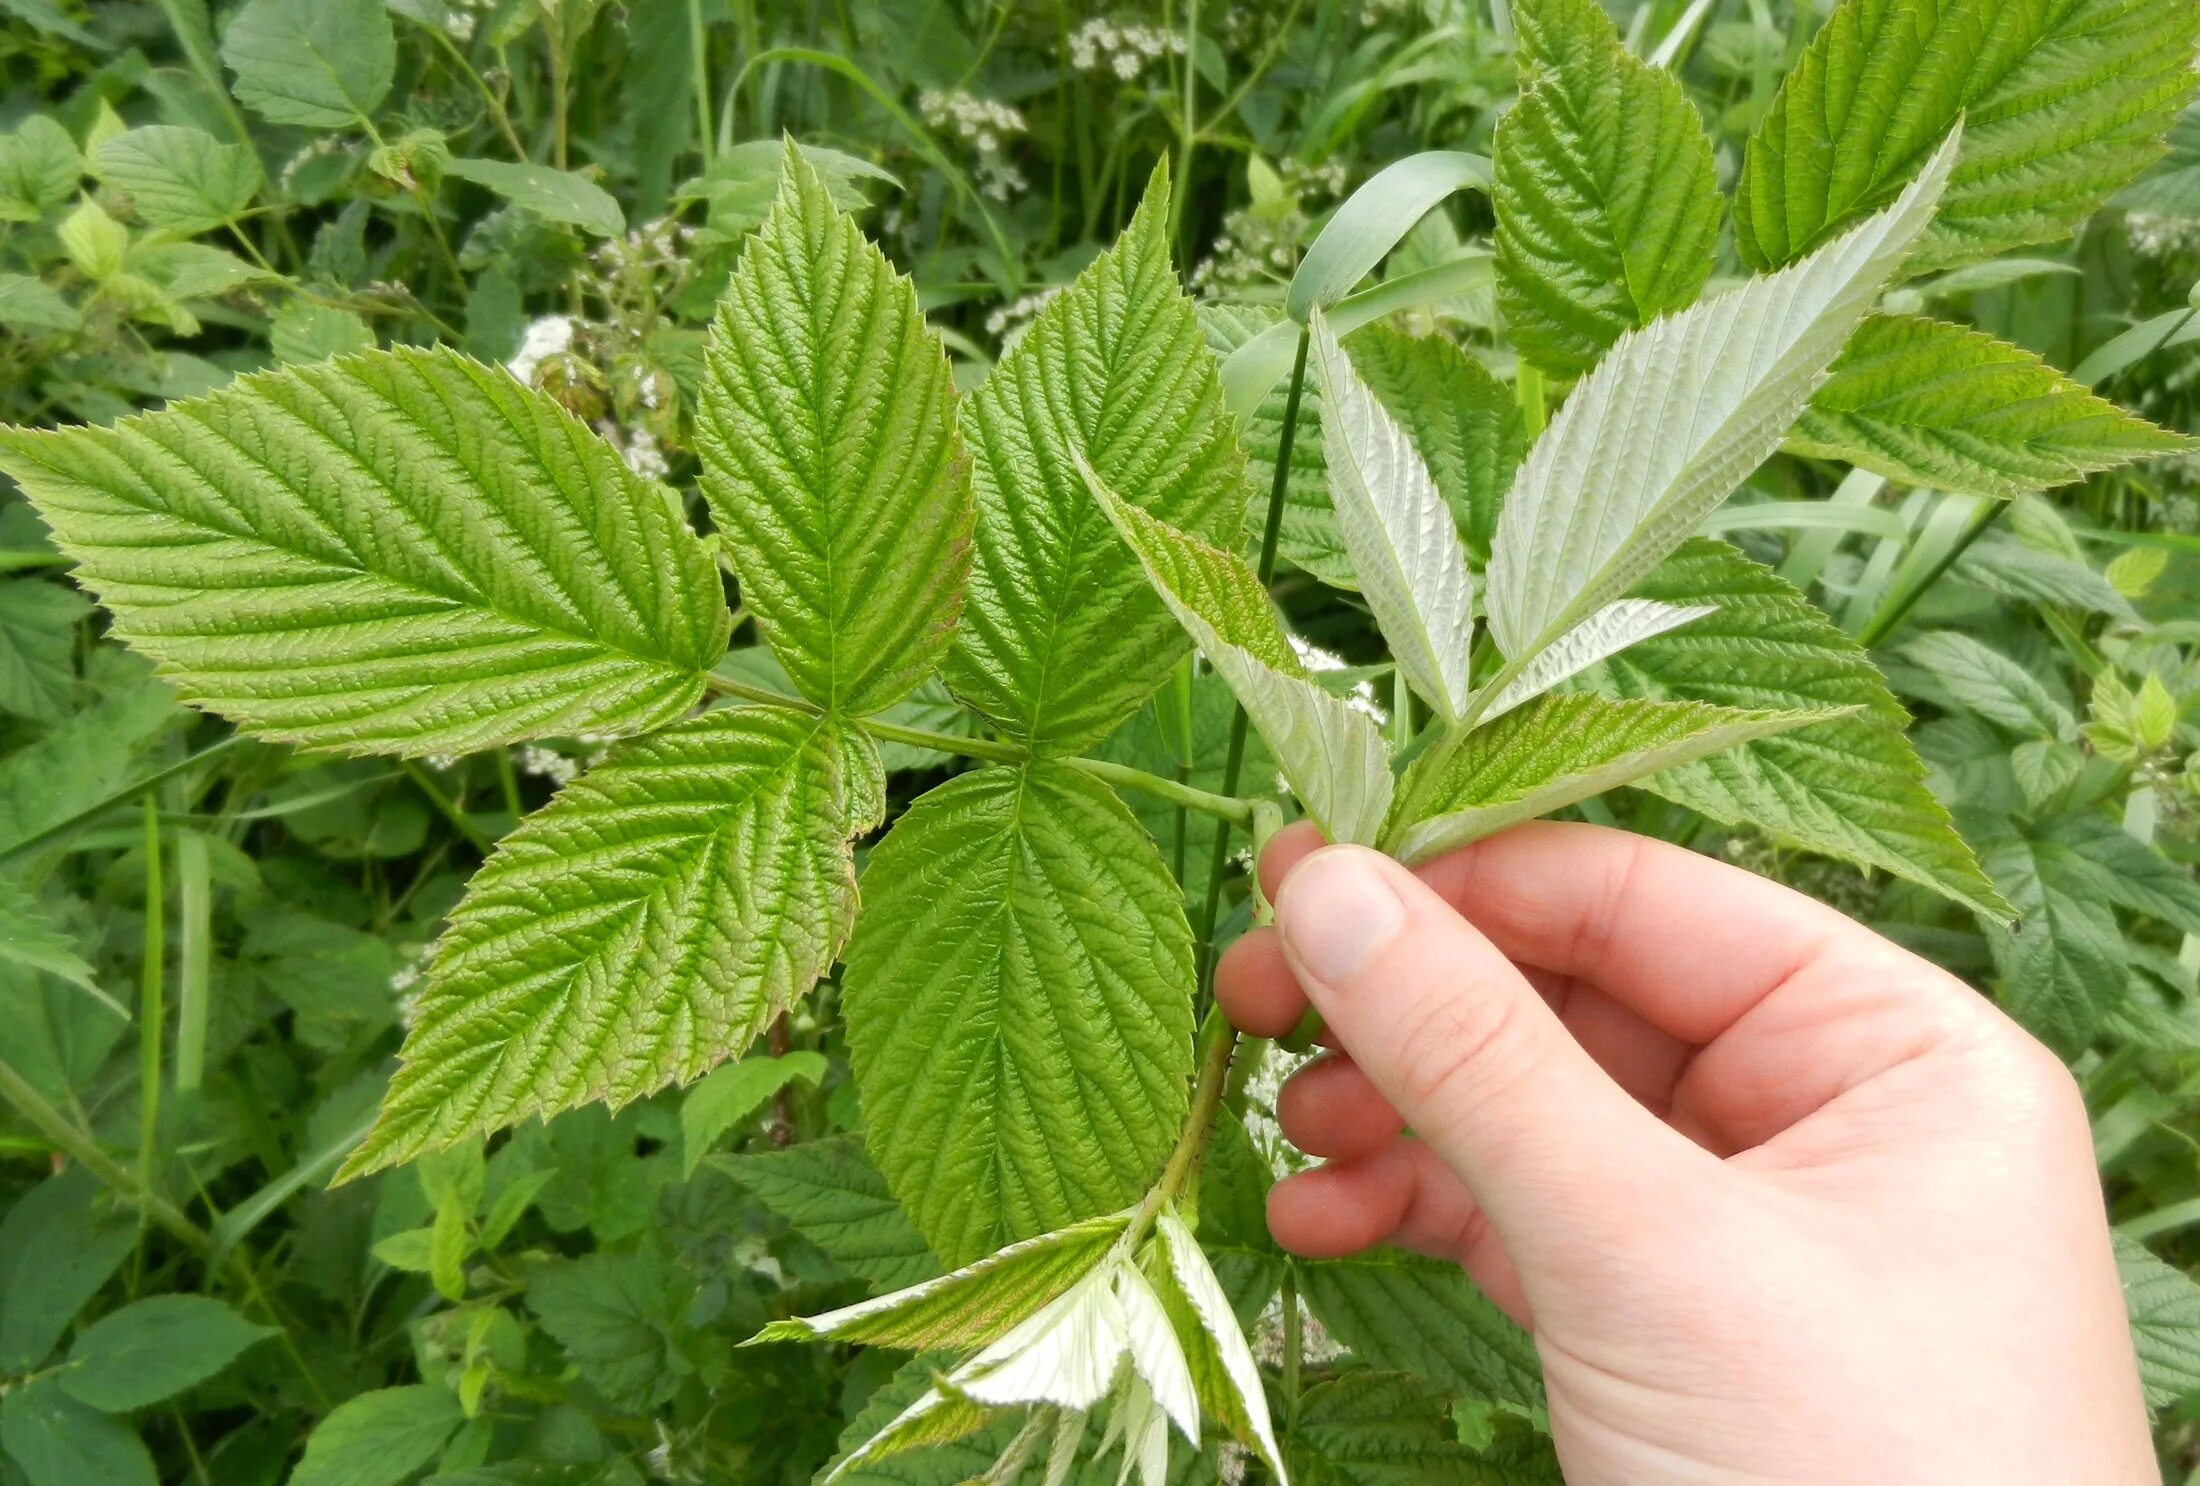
{"left": 0, "top": 1056, "right": 212, "bottom": 1255}
{"left": 1857, "top": 499, "right": 2008, "bottom": 650}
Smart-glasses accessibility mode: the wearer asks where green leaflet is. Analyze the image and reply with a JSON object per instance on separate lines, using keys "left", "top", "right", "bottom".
{"left": 1200, "top": 306, "right": 1520, "bottom": 586}
{"left": 944, "top": 162, "right": 1246, "bottom": 754}
{"left": 843, "top": 762, "right": 1195, "bottom": 1266}
{"left": 1298, "top": 1251, "right": 1545, "bottom": 1410}
{"left": 0, "top": 579, "right": 84, "bottom": 724}
{"left": 0, "top": 117, "right": 79, "bottom": 222}
{"left": 1494, "top": 0, "right": 1721, "bottom": 376}
{"left": 821, "top": 1352, "right": 1001, "bottom": 1482}
{"left": 287, "top": 1385, "right": 463, "bottom": 1486}
{"left": 443, "top": 158, "right": 627, "bottom": 238}
{"left": 716, "top": 1133, "right": 940, "bottom": 1290}
{"left": 1285, "top": 1372, "right": 1500, "bottom": 1486}
{"left": 1485, "top": 132, "right": 1956, "bottom": 667}
{"left": 525, "top": 1248, "right": 691, "bottom": 1412}
{"left": 0, "top": 346, "right": 728, "bottom": 757}
{"left": 699, "top": 144, "right": 972, "bottom": 718}
{"left": 1091, "top": 473, "right": 1393, "bottom": 846}
{"left": 340, "top": 703, "right": 860, "bottom": 1178}
{"left": 60, "top": 1296, "right": 271, "bottom": 1413}
{"left": 749, "top": 1212, "right": 1127, "bottom": 1350}
{"left": 677, "top": 1050, "right": 827, "bottom": 1176}
{"left": 1889, "top": 630, "right": 2078, "bottom": 741}
{"left": 92, "top": 126, "right": 261, "bottom": 235}
{"left": 219, "top": 0, "right": 395, "bottom": 130}
{"left": 1388, "top": 692, "right": 1834, "bottom": 864}
{"left": 2117, "top": 1233, "right": 2200, "bottom": 1411}
{"left": 0, "top": 1380, "right": 155, "bottom": 1486}
{"left": 0, "top": 877, "right": 114, "bottom": 1014}
{"left": 1735, "top": 0, "right": 2200, "bottom": 273}
{"left": 1585, "top": 540, "right": 2012, "bottom": 922}
{"left": 1789, "top": 315, "right": 2194, "bottom": 498}
{"left": 1149, "top": 1207, "right": 1284, "bottom": 1476}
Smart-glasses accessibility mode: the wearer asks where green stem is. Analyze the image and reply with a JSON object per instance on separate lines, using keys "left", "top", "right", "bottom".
{"left": 0, "top": 1056, "right": 210, "bottom": 1254}
{"left": 138, "top": 797, "right": 165, "bottom": 1211}
{"left": 0, "top": 736, "right": 245, "bottom": 869}
{"left": 688, "top": 0, "right": 716, "bottom": 170}
{"left": 703, "top": 675, "right": 1258, "bottom": 827}
{"left": 174, "top": 828, "right": 212, "bottom": 1096}
{"left": 1856, "top": 500, "right": 2008, "bottom": 650}
{"left": 402, "top": 761, "right": 495, "bottom": 854}
{"left": 1281, "top": 1265, "right": 1303, "bottom": 1427}
{"left": 1194, "top": 326, "right": 1311, "bottom": 985}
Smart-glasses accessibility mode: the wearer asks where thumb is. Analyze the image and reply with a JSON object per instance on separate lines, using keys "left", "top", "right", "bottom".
{"left": 1272, "top": 844, "right": 1708, "bottom": 1258}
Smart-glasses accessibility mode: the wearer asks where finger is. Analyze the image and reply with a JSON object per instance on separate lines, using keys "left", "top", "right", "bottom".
{"left": 1215, "top": 927, "right": 1305, "bottom": 1039}
{"left": 1272, "top": 845, "right": 1713, "bottom": 1257}
{"left": 1256, "top": 819, "right": 1327, "bottom": 903}
{"left": 1277, "top": 1053, "right": 1403, "bottom": 1159}
{"left": 1268, "top": 1139, "right": 1530, "bottom": 1326}
{"left": 1414, "top": 821, "right": 1852, "bottom": 1045}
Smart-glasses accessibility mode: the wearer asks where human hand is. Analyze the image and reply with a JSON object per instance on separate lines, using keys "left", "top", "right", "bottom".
{"left": 1217, "top": 822, "right": 2152, "bottom": 1485}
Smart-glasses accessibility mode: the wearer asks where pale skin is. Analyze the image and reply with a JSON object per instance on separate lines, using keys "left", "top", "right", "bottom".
{"left": 1217, "top": 821, "right": 2155, "bottom": 1485}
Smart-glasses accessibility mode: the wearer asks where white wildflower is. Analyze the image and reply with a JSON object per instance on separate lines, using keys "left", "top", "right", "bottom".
{"left": 515, "top": 744, "right": 579, "bottom": 785}
{"left": 1069, "top": 19, "right": 1187, "bottom": 81}
{"left": 506, "top": 315, "right": 576, "bottom": 383}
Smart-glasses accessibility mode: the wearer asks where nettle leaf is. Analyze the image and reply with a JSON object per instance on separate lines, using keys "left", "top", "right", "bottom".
{"left": 1889, "top": 631, "right": 2078, "bottom": 741}
{"left": 525, "top": 1247, "right": 690, "bottom": 1412}
{"left": 1091, "top": 471, "right": 1393, "bottom": 846}
{"left": 944, "top": 162, "right": 1246, "bottom": 754}
{"left": 1311, "top": 312, "right": 1475, "bottom": 719}
{"left": 1203, "top": 307, "right": 1521, "bottom": 586}
{"left": 0, "top": 347, "right": 728, "bottom": 757}
{"left": 699, "top": 144, "right": 972, "bottom": 717}
{"left": 60, "top": 1296, "right": 271, "bottom": 1412}
{"left": 2118, "top": 1233, "right": 2200, "bottom": 1411}
{"left": 1298, "top": 1250, "right": 1544, "bottom": 1410}
{"left": 92, "top": 126, "right": 261, "bottom": 236}
{"left": 444, "top": 157, "right": 627, "bottom": 239}
{"left": 1389, "top": 693, "right": 1833, "bottom": 864}
{"left": 1735, "top": 0, "right": 2200, "bottom": 273}
{"left": 219, "top": 0, "right": 395, "bottom": 130}
{"left": 1587, "top": 540, "right": 2010, "bottom": 922}
{"left": 1789, "top": 315, "right": 2194, "bottom": 498}
{"left": 718, "top": 1133, "right": 939, "bottom": 1290}
{"left": 751, "top": 1212, "right": 1126, "bottom": 1349}
{"left": 0, "top": 579, "right": 85, "bottom": 724}
{"left": 1485, "top": 130, "right": 1957, "bottom": 668}
{"left": 844, "top": 763, "right": 1194, "bottom": 1265}
{"left": 1494, "top": 0, "right": 1721, "bottom": 376}
{"left": 1285, "top": 1372, "right": 1487, "bottom": 1486}
{"left": 341, "top": 703, "right": 861, "bottom": 1178}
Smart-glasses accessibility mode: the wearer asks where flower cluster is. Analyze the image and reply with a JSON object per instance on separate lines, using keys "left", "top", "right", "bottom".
{"left": 1068, "top": 18, "right": 1187, "bottom": 80}
{"left": 917, "top": 89, "right": 1028, "bottom": 201}
{"left": 983, "top": 285, "right": 1064, "bottom": 343}
{"left": 2125, "top": 211, "right": 2200, "bottom": 261}
{"left": 1191, "top": 159, "right": 1352, "bottom": 297}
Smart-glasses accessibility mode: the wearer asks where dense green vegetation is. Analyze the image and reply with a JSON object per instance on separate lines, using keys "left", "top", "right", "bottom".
{"left": 5, "top": 1, "right": 2200, "bottom": 1482}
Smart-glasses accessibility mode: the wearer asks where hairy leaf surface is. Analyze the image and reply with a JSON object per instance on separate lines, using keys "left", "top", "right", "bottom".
{"left": 1494, "top": 0, "right": 1722, "bottom": 375}
{"left": 718, "top": 1134, "right": 939, "bottom": 1290}
{"left": 0, "top": 347, "right": 728, "bottom": 756}
{"left": 1790, "top": 315, "right": 2193, "bottom": 497}
{"left": 944, "top": 164, "right": 1245, "bottom": 753}
{"left": 93, "top": 126, "right": 261, "bottom": 235}
{"left": 700, "top": 146, "right": 971, "bottom": 716}
{"left": 342, "top": 704, "right": 859, "bottom": 1177}
{"left": 1286, "top": 1372, "right": 1492, "bottom": 1486}
{"left": 1588, "top": 540, "right": 2010, "bottom": 921}
{"left": 1299, "top": 1251, "right": 1544, "bottom": 1409}
{"left": 1735, "top": 0, "right": 2200, "bottom": 273}
{"left": 1486, "top": 131, "right": 1956, "bottom": 666}
{"left": 2119, "top": 1233, "right": 2200, "bottom": 1411}
{"left": 1890, "top": 630, "right": 2077, "bottom": 741}
{"left": 1311, "top": 313, "right": 1475, "bottom": 718}
{"left": 1093, "top": 474, "right": 1393, "bottom": 845}
{"left": 1391, "top": 693, "right": 1831, "bottom": 863}
{"left": 843, "top": 763, "right": 1194, "bottom": 1265}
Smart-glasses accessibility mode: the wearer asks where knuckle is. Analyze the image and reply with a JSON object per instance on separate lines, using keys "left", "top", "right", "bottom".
{"left": 1386, "top": 979, "right": 1532, "bottom": 1118}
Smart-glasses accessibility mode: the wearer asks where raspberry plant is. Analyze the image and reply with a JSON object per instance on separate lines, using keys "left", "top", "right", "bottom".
{"left": 3, "top": 0, "right": 2197, "bottom": 1476}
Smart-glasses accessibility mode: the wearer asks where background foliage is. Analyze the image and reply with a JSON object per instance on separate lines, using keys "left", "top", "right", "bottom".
{"left": 4, "top": 0, "right": 2200, "bottom": 1481}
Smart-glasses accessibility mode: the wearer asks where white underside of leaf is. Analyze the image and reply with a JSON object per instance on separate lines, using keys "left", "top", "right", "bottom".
{"left": 1310, "top": 312, "right": 1475, "bottom": 717}
{"left": 1476, "top": 598, "right": 1715, "bottom": 723}
{"left": 1485, "top": 126, "right": 1961, "bottom": 665}
{"left": 1194, "top": 631, "right": 1394, "bottom": 849}
{"left": 1156, "top": 1207, "right": 1286, "bottom": 1480}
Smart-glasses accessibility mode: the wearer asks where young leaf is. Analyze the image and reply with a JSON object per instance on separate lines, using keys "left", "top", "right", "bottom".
{"left": 1285, "top": 1371, "right": 1489, "bottom": 1486}
{"left": 0, "top": 1380, "right": 155, "bottom": 1486}
{"left": 1889, "top": 631, "right": 2078, "bottom": 741}
{"left": 1789, "top": 315, "right": 2194, "bottom": 498}
{"left": 1347, "top": 325, "right": 1523, "bottom": 568}
{"left": 1089, "top": 470, "right": 1393, "bottom": 846}
{"left": 219, "top": 0, "right": 395, "bottom": 130}
{"left": 1476, "top": 598, "right": 1713, "bottom": 723}
{"left": 444, "top": 157, "right": 627, "bottom": 239}
{"left": 1389, "top": 693, "right": 1836, "bottom": 865}
{"left": 719, "top": 1134, "right": 940, "bottom": 1290}
{"left": 699, "top": 143, "right": 972, "bottom": 717}
{"left": 340, "top": 704, "right": 861, "bottom": 1178}
{"left": 0, "top": 579, "right": 84, "bottom": 724}
{"left": 288, "top": 1385, "right": 462, "bottom": 1486}
{"left": 678, "top": 1050, "right": 828, "bottom": 1176}
{"left": 1485, "top": 128, "right": 1958, "bottom": 668}
{"left": 943, "top": 161, "right": 1246, "bottom": 754}
{"left": 1588, "top": 541, "right": 2009, "bottom": 919}
{"left": 0, "top": 878, "right": 120, "bottom": 1017}
{"left": 92, "top": 126, "right": 261, "bottom": 235}
{"left": 1735, "top": 0, "right": 2200, "bottom": 273}
{"left": 1973, "top": 814, "right": 2131, "bottom": 1049}
{"left": 525, "top": 1248, "right": 690, "bottom": 1412}
{"left": 60, "top": 1296, "right": 271, "bottom": 1412}
{"left": 1310, "top": 311, "right": 1475, "bottom": 718}
{"left": 0, "top": 346, "right": 728, "bottom": 757}
{"left": 751, "top": 1213, "right": 1126, "bottom": 1350}
{"left": 1494, "top": 0, "right": 1722, "bottom": 375}
{"left": 2117, "top": 1232, "right": 2200, "bottom": 1411}
{"left": 1298, "top": 1251, "right": 1545, "bottom": 1410}
{"left": 1150, "top": 1207, "right": 1284, "bottom": 1477}
{"left": 0, "top": 117, "right": 79, "bottom": 222}
{"left": 843, "top": 763, "right": 1194, "bottom": 1265}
